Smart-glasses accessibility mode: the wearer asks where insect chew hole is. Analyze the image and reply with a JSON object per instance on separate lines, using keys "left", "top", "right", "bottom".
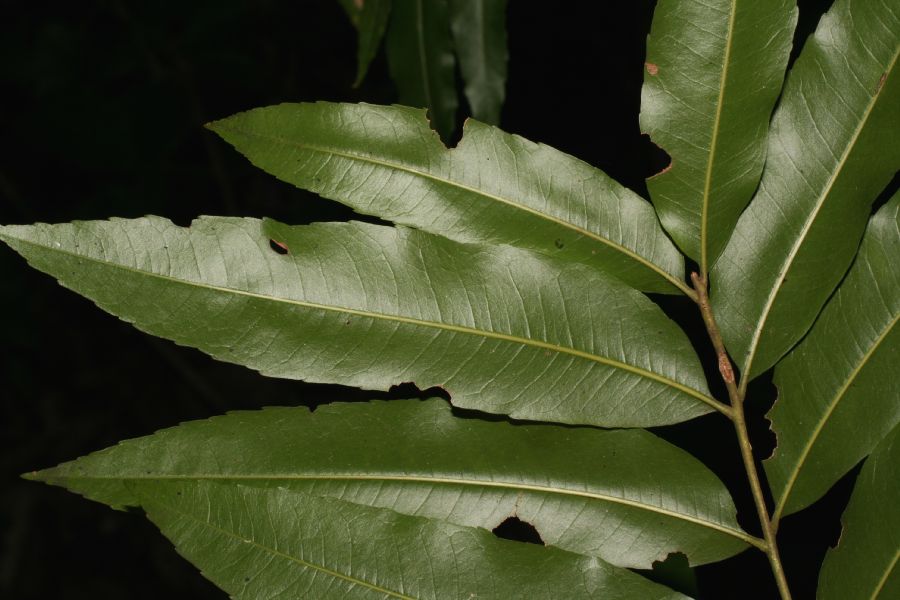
{"left": 269, "top": 239, "right": 289, "bottom": 255}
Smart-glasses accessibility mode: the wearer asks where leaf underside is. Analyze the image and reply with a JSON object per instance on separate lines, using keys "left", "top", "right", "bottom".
{"left": 817, "top": 425, "right": 900, "bottom": 600}
{"left": 32, "top": 399, "right": 750, "bottom": 569}
{"left": 7, "top": 0, "right": 897, "bottom": 595}
{"left": 766, "top": 193, "right": 900, "bottom": 519}
{"left": 208, "top": 101, "right": 687, "bottom": 294}
{"left": 641, "top": 0, "right": 796, "bottom": 268}
{"left": 138, "top": 481, "right": 689, "bottom": 599}
{"left": 712, "top": 0, "right": 900, "bottom": 379}
{"left": 0, "top": 217, "right": 714, "bottom": 428}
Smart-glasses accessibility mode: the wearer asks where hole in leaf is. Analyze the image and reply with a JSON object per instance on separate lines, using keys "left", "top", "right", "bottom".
{"left": 633, "top": 552, "right": 697, "bottom": 597}
{"left": 640, "top": 134, "right": 672, "bottom": 178}
{"left": 386, "top": 382, "right": 451, "bottom": 401}
{"left": 269, "top": 239, "right": 289, "bottom": 255}
{"left": 492, "top": 516, "right": 544, "bottom": 545}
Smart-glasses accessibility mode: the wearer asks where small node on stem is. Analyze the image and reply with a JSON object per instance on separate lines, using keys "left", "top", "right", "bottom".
{"left": 718, "top": 354, "right": 735, "bottom": 384}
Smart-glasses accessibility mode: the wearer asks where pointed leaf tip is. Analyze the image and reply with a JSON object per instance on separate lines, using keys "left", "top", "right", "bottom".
{"left": 47, "top": 399, "right": 749, "bottom": 569}
{"left": 1, "top": 217, "right": 713, "bottom": 427}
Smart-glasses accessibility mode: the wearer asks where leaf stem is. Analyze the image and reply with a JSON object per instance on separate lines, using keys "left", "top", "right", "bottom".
{"left": 690, "top": 272, "right": 792, "bottom": 600}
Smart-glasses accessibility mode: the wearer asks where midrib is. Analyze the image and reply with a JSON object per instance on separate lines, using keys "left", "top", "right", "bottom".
{"left": 773, "top": 310, "right": 899, "bottom": 520}
{"left": 79, "top": 472, "right": 760, "bottom": 546}
{"left": 150, "top": 495, "right": 415, "bottom": 599}
{"left": 219, "top": 126, "right": 689, "bottom": 294}
{"left": 741, "top": 43, "right": 900, "bottom": 382}
{"left": 699, "top": 0, "right": 737, "bottom": 273}
{"left": 14, "top": 235, "right": 716, "bottom": 409}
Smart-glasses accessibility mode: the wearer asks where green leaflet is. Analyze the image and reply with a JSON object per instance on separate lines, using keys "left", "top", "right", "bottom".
{"left": 766, "top": 193, "right": 900, "bottom": 520}
{"left": 31, "top": 399, "right": 752, "bottom": 568}
{"left": 386, "top": 0, "right": 458, "bottom": 141}
{"left": 0, "top": 217, "right": 716, "bottom": 427}
{"left": 712, "top": 0, "right": 900, "bottom": 380}
{"left": 207, "top": 102, "right": 688, "bottom": 295}
{"left": 817, "top": 425, "right": 900, "bottom": 600}
{"left": 448, "top": 0, "right": 508, "bottom": 125}
{"left": 136, "top": 481, "right": 689, "bottom": 599}
{"left": 641, "top": 0, "right": 796, "bottom": 269}
{"left": 341, "top": 0, "right": 393, "bottom": 86}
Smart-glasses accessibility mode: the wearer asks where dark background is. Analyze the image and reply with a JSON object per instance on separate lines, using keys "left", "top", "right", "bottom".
{"left": 0, "top": 1, "right": 886, "bottom": 598}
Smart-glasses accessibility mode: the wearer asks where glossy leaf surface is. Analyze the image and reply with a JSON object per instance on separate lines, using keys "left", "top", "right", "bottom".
{"left": 341, "top": 0, "right": 393, "bottom": 86}
{"left": 448, "top": 0, "right": 508, "bottom": 125}
{"left": 766, "top": 193, "right": 900, "bottom": 520}
{"left": 712, "top": 0, "right": 900, "bottom": 379}
{"left": 641, "top": 0, "right": 796, "bottom": 268}
{"left": 32, "top": 399, "right": 751, "bottom": 568}
{"left": 386, "top": 0, "right": 458, "bottom": 140}
{"left": 137, "top": 482, "right": 688, "bottom": 599}
{"left": 208, "top": 102, "right": 687, "bottom": 294}
{"left": 0, "top": 217, "right": 715, "bottom": 427}
{"left": 818, "top": 425, "right": 900, "bottom": 600}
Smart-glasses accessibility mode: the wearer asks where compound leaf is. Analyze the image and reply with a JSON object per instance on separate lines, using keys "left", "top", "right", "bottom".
{"left": 766, "top": 192, "right": 900, "bottom": 520}
{"left": 712, "top": 0, "right": 900, "bottom": 379}
{"left": 208, "top": 102, "right": 688, "bottom": 295}
{"left": 31, "top": 399, "right": 752, "bottom": 569}
{"left": 641, "top": 0, "right": 796, "bottom": 268}
{"left": 0, "top": 217, "right": 716, "bottom": 427}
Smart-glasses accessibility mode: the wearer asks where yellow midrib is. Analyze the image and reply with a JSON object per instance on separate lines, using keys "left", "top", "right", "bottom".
{"left": 741, "top": 43, "right": 900, "bottom": 384}
{"left": 213, "top": 123, "right": 691, "bottom": 295}
{"left": 8, "top": 232, "right": 718, "bottom": 411}
{"left": 870, "top": 548, "right": 899, "bottom": 600}
{"left": 773, "top": 310, "right": 899, "bottom": 520}
{"left": 73, "top": 472, "right": 760, "bottom": 547}
{"left": 148, "top": 492, "right": 415, "bottom": 599}
{"left": 699, "top": 0, "right": 738, "bottom": 274}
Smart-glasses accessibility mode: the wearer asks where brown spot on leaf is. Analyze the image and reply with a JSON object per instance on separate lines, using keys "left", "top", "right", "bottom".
{"left": 876, "top": 71, "right": 887, "bottom": 93}
{"left": 645, "top": 62, "right": 659, "bottom": 76}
